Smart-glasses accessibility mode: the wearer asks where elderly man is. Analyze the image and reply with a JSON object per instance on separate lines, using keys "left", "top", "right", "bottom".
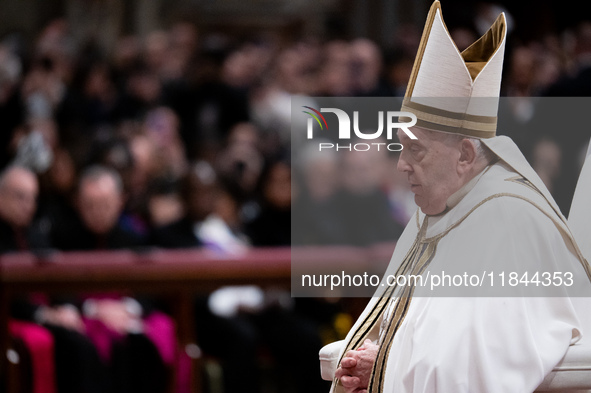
{"left": 322, "top": 2, "right": 591, "bottom": 393}
{"left": 0, "top": 165, "right": 49, "bottom": 251}
{"left": 50, "top": 165, "right": 169, "bottom": 393}
{"left": 52, "top": 165, "right": 144, "bottom": 250}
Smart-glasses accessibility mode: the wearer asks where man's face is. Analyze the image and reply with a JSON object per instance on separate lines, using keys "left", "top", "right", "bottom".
{"left": 0, "top": 168, "right": 38, "bottom": 228}
{"left": 77, "top": 176, "right": 123, "bottom": 235}
{"left": 397, "top": 128, "right": 463, "bottom": 215}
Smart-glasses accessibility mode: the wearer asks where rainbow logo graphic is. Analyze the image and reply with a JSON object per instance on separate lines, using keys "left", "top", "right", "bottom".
{"left": 302, "top": 106, "right": 328, "bottom": 130}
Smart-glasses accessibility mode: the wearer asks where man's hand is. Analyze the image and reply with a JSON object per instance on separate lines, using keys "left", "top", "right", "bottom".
{"left": 94, "top": 299, "right": 141, "bottom": 334}
{"left": 335, "top": 339, "right": 379, "bottom": 393}
{"left": 38, "top": 304, "right": 85, "bottom": 333}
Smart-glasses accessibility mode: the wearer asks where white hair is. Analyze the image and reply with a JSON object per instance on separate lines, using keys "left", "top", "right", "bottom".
{"left": 431, "top": 131, "right": 496, "bottom": 164}
{"left": 466, "top": 138, "right": 495, "bottom": 164}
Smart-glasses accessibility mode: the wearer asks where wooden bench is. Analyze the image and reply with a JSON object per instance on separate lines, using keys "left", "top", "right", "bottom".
{"left": 0, "top": 248, "right": 293, "bottom": 393}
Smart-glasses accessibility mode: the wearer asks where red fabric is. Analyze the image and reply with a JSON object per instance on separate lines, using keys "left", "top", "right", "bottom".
{"left": 83, "top": 318, "right": 124, "bottom": 362}
{"left": 144, "top": 312, "right": 176, "bottom": 366}
{"left": 9, "top": 320, "right": 56, "bottom": 393}
{"left": 84, "top": 310, "right": 190, "bottom": 392}
{"left": 143, "top": 312, "right": 194, "bottom": 393}
{"left": 176, "top": 351, "right": 192, "bottom": 393}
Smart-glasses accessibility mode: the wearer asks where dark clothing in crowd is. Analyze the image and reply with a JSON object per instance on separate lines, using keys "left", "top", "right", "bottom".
{"left": 150, "top": 217, "right": 202, "bottom": 248}
{"left": 195, "top": 299, "right": 329, "bottom": 393}
{"left": 338, "top": 189, "right": 403, "bottom": 246}
{"left": 167, "top": 82, "right": 250, "bottom": 158}
{"left": 292, "top": 193, "right": 351, "bottom": 246}
{"left": 0, "top": 90, "right": 24, "bottom": 169}
{"left": 0, "top": 217, "right": 51, "bottom": 253}
{"left": 4, "top": 209, "right": 166, "bottom": 393}
{"left": 46, "top": 324, "right": 167, "bottom": 393}
{"left": 293, "top": 189, "right": 402, "bottom": 246}
{"left": 544, "top": 65, "right": 591, "bottom": 97}
{"left": 245, "top": 206, "right": 290, "bottom": 247}
{"left": 51, "top": 216, "right": 145, "bottom": 251}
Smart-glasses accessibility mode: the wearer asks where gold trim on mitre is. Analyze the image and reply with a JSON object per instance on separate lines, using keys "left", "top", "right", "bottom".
{"left": 402, "top": 1, "right": 507, "bottom": 138}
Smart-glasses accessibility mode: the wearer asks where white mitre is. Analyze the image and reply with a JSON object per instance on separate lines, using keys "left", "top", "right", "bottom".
{"left": 401, "top": 1, "right": 569, "bottom": 224}
{"left": 401, "top": 0, "right": 506, "bottom": 138}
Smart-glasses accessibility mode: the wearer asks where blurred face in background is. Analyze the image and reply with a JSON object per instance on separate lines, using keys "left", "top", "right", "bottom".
{"left": 341, "top": 149, "right": 381, "bottom": 195}
{"left": 0, "top": 167, "right": 39, "bottom": 228}
{"left": 77, "top": 174, "right": 124, "bottom": 235}
{"left": 303, "top": 156, "right": 338, "bottom": 202}
{"left": 184, "top": 163, "right": 218, "bottom": 222}
{"left": 263, "top": 162, "right": 291, "bottom": 210}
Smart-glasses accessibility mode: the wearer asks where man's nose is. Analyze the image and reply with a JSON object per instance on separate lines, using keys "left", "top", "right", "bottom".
{"left": 397, "top": 155, "right": 412, "bottom": 172}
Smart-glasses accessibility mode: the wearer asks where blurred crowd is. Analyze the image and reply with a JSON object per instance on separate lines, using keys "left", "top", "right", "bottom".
{"left": 1, "top": 12, "right": 591, "bottom": 254}
{"left": 2, "top": 5, "right": 591, "bottom": 393}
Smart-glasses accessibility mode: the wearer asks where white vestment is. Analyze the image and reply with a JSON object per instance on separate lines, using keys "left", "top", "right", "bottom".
{"left": 327, "top": 137, "right": 591, "bottom": 393}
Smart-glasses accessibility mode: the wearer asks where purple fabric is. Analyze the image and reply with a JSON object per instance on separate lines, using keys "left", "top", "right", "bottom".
{"left": 143, "top": 312, "right": 176, "bottom": 366}
{"left": 83, "top": 318, "right": 124, "bottom": 362}
{"left": 10, "top": 320, "right": 56, "bottom": 393}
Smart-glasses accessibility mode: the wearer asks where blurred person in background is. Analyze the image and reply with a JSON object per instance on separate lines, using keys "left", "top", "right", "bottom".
{"left": 49, "top": 165, "right": 171, "bottom": 393}
{"left": 51, "top": 165, "right": 144, "bottom": 250}
{"left": 168, "top": 34, "right": 250, "bottom": 160}
{"left": 151, "top": 161, "right": 257, "bottom": 393}
{"left": 166, "top": 22, "right": 199, "bottom": 82}
{"left": 143, "top": 31, "right": 170, "bottom": 80}
{"left": 383, "top": 48, "right": 414, "bottom": 97}
{"left": 350, "top": 38, "right": 390, "bottom": 96}
{"left": 0, "top": 165, "right": 50, "bottom": 252}
{"left": 544, "top": 21, "right": 591, "bottom": 96}
{"left": 245, "top": 158, "right": 291, "bottom": 247}
{"left": 151, "top": 160, "right": 223, "bottom": 249}
{"left": 119, "top": 130, "right": 161, "bottom": 237}
{"left": 0, "top": 44, "right": 25, "bottom": 169}
{"left": 34, "top": 19, "right": 75, "bottom": 85}
{"left": 0, "top": 165, "right": 103, "bottom": 393}
{"left": 317, "top": 40, "right": 355, "bottom": 96}
{"left": 143, "top": 106, "right": 188, "bottom": 179}
{"left": 117, "top": 60, "right": 163, "bottom": 122}
{"left": 222, "top": 40, "right": 274, "bottom": 93}
{"left": 530, "top": 21, "right": 591, "bottom": 213}
{"left": 57, "top": 57, "right": 120, "bottom": 141}
{"left": 450, "top": 27, "right": 478, "bottom": 52}
{"left": 145, "top": 177, "right": 185, "bottom": 229}
{"left": 250, "top": 41, "right": 321, "bottom": 149}
{"left": 292, "top": 141, "right": 348, "bottom": 245}
{"left": 498, "top": 45, "right": 538, "bottom": 159}
{"left": 215, "top": 122, "right": 265, "bottom": 207}
{"left": 85, "top": 135, "right": 134, "bottom": 196}
{"left": 152, "top": 159, "right": 328, "bottom": 393}
{"left": 21, "top": 55, "right": 67, "bottom": 122}
{"left": 531, "top": 136, "right": 563, "bottom": 194}
{"left": 337, "top": 144, "right": 404, "bottom": 246}
{"left": 112, "top": 35, "right": 142, "bottom": 85}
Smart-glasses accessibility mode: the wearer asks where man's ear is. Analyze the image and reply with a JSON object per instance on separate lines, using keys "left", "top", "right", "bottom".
{"left": 458, "top": 139, "right": 477, "bottom": 172}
